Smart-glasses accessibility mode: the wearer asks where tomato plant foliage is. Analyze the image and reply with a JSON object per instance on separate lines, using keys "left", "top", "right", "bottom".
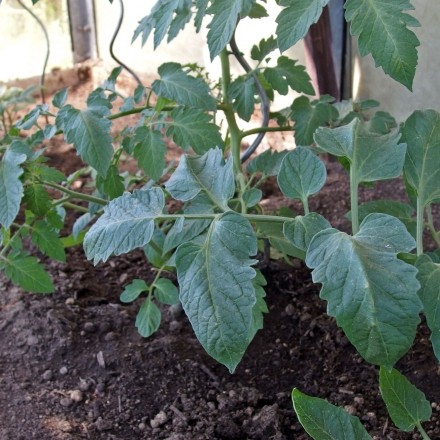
{"left": 1, "top": 0, "right": 439, "bottom": 437}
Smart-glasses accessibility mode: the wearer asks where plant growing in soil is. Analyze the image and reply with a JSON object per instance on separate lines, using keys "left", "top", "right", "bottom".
{"left": 1, "top": 0, "right": 439, "bottom": 437}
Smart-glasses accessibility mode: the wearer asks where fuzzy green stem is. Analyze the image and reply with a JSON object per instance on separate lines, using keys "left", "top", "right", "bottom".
{"left": 302, "top": 198, "right": 310, "bottom": 216}
{"left": 219, "top": 49, "right": 247, "bottom": 207}
{"left": 41, "top": 181, "right": 107, "bottom": 206}
{"left": 153, "top": 213, "right": 295, "bottom": 224}
{"left": 240, "top": 125, "right": 293, "bottom": 139}
{"left": 350, "top": 168, "right": 359, "bottom": 235}
{"left": 416, "top": 197, "right": 425, "bottom": 256}
{"left": 416, "top": 422, "right": 432, "bottom": 440}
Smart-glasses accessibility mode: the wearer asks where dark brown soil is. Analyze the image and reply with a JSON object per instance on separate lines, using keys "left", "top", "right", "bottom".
{"left": 1, "top": 74, "right": 439, "bottom": 440}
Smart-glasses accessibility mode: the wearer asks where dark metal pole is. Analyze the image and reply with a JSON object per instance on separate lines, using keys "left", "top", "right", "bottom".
{"left": 67, "top": 0, "right": 97, "bottom": 63}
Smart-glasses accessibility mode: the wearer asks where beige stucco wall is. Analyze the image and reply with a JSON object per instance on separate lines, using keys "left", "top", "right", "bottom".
{"left": 0, "top": 0, "right": 71, "bottom": 82}
{"left": 354, "top": 0, "right": 440, "bottom": 122}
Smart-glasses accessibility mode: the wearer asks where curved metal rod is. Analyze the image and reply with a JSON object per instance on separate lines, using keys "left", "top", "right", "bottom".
{"left": 229, "top": 33, "right": 270, "bottom": 163}
{"left": 17, "top": 0, "right": 50, "bottom": 106}
{"left": 110, "top": 0, "right": 143, "bottom": 87}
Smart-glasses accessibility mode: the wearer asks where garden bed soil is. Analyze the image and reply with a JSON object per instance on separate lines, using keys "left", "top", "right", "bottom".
{"left": 1, "top": 72, "right": 439, "bottom": 440}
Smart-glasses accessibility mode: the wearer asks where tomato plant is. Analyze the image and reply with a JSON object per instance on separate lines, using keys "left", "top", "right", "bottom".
{"left": 1, "top": 1, "right": 438, "bottom": 438}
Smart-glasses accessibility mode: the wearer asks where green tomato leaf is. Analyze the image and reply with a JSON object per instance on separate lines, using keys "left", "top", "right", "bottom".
{"left": 249, "top": 270, "right": 268, "bottom": 342}
{"left": 416, "top": 255, "right": 440, "bottom": 361}
{"left": 402, "top": 110, "right": 440, "bottom": 208}
{"left": 176, "top": 211, "right": 257, "bottom": 372}
{"left": 206, "top": 0, "right": 244, "bottom": 60}
{"left": 345, "top": 0, "right": 419, "bottom": 90}
{"left": 258, "top": 221, "right": 304, "bottom": 259}
{"left": 154, "top": 278, "right": 179, "bottom": 305}
{"left": 229, "top": 76, "right": 256, "bottom": 122}
{"left": 306, "top": 213, "right": 421, "bottom": 367}
{"left": 166, "top": 148, "right": 234, "bottom": 210}
{"left": 292, "top": 388, "right": 372, "bottom": 440}
{"left": 23, "top": 184, "right": 52, "bottom": 217}
{"left": 251, "top": 36, "right": 278, "bottom": 62}
{"left": 52, "top": 88, "right": 68, "bottom": 109}
{"left": 133, "top": 127, "right": 167, "bottom": 181}
{"left": 1, "top": 252, "right": 54, "bottom": 294}
{"left": 132, "top": 0, "right": 192, "bottom": 48}
{"left": 291, "top": 95, "right": 338, "bottom": 146}
{"left": 97, "top": 164, "right": 125, "bottom": 200}
{"left": 283, "top": 213, "right": 331, "bottom": 253}
{"left": 31, "top": 220, "right": 66, "bottom": 262}
{"left": 0, "top": 150, "right": 26, "bottom": 229}
{"left": 84, "top": 188, "right": 165, "bottom": 264}
{"left": 379, "top": 367, "right": 432, "bottom": 432}
{"left": 276, "top": 0, "right": 330, "bottom": 52}
{"left": 152, "top": 63, "right": 216, "bottom": 110}
{"left": 346, "top": 200, "right": 416, "bottom": 239}
{"left": 242, "top": 188, "right": 262, "bottom": 208}
{"left": 61, "top": 106, "right": 113, "bottom": 176}
{"left": 247, "top": 149, "right": 289, "bottom": 176}
{"left": 278, "top": 147, "right": 326, "bottom": 203}
{"left": 314, "top": 119, "right": 406, "bottom": 185}
{"left": 264, "top": 56, "right": 314, "bottom": 96}
{"left": 167, "top": 107, "right": 224, "bottom": 153}
{"left": 163, "top": 218, "right": 211, "bottom": 255}
{"left": 136, "top": 297, "right": 161, "bottom": 338}
{"left": 120, "top": 279, "right": 148, "bottom": 303}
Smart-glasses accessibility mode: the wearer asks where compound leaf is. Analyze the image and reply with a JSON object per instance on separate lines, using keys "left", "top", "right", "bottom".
{"left": 292, "top": 389, "right": 372, "bottom": 440}
{"left": 120, "top": 279, "right": 148, "bottom": 303}
{"left": 402, "top": 110, "right": 440, "bottom": 208}
{"left": 152, "top": 63, "right": 216, "bottom": 110}
{"left": 345, "top": 0, "right": 419, "bottom": 90}
{"left": 61, "top": 106, "right": 113, "bottom": 176}
{"left": 31, "top": 220, "right": 66, "bottom": 262}
{"left": 379, "top": 367, "right": 432, "bottom": 431}
{"left": 176, "top": 211, "right": 257, "bottom": 372}
{"left": 249, "top": 270, "right": 268, "bottom": 341}
{"left": 0, "top": 150, "right": 26, "bottom": 229}
{"left": 416, "top": 255, "right": 440, "bottom": 361}
{"left": 1, "top": 252, "right": 53, "bottom": 294}
{"left": 136, "top": 297, "right": 161, "bottom": 337}
{"left": 167, "top": 107, "right": 224, "bottom": 153}
{"left": 132, "top": 0, "right": 192, "bottom": 47}
{"left": 154, "top": 278, "right": 179, "bottom": 305}
{"left": 84, "top": 188, "right": 165, "bottom": 264}
{"left": 206, "top": 0, "right": 245, "bottom": 60}
{"left": 23, "top": 184, "right": 52, "bottom": 217}
{"left": 276, "top": 0, "right": 330, "bottom": 52}
{"left": 291, "top": 96, "right": 338, "bottom": 145}
{"left": 247, "top": 149, "right": 289, "bottom": 176}
{"left": 166, "top": 148, "right": 234, "bottom": 210}
{"left": 306, "top": 214, "right": 421, "bottom": 367}
{"left": 229, "top": 76, "right": 256, "bottom": 122}
{"left": 283, "top": 213, "right": 331, "bottom": 254}
{"left": 264, "top": 56, "right": 314, "bottom": 96}
{"left": 278, "top": 147, "right": 326, "bottom": 203}
{"left": 133, "top": 127, "right": 166, "bottom": 181}
{"left": 314, "top": 119, "right": 406, "bottom": 185}
{"left": 251, "top": 36, "right": 278, "bottom": 62}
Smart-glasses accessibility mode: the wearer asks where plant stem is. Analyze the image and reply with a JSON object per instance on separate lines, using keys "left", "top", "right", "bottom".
{"left": 153, "top": 213, "right": 294, "bottom": 224}
{"left": 219, "top": 48, "right": 247, "bottom": 207}
{"left": 350, "top": 167, "right": 359, "bottom": 235}
{"left": 240, "top": 125, "right": 293, "bottom": 139}
{"left": 416, "top": 197, "right": 425, "bottom": 256}
{"left": 41, "top": 181, "right": 107, "bottom": 206}
{"left": 416, "top": 422, "right": 431, "bottom": 440}
{"left": 62, "top": 202, "right": 90, "bottom": 213}
{"left": 302, "top": 198, "right": 310, "bottom": 216}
